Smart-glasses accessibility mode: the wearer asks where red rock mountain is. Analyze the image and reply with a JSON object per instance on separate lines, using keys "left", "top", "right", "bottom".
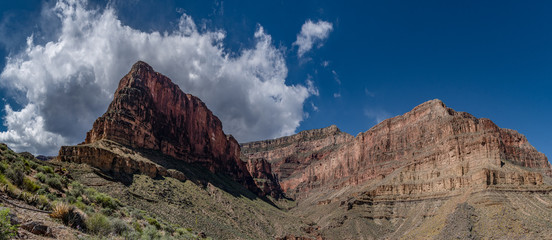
{"left": 55, "top": 61, "right": 552, "bottom": 238}
{"left": 242, "top": 99, "right": 552, "bottom": 239}
{"left": 59, "top": 61, "right": 262, "bottom": 195}
{"left": 242, "top": 99, "right": 552, "bottom": 199}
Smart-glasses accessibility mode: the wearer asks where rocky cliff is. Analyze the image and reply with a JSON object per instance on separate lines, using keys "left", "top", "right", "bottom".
{"left": 59, "top": 61, "right": 262, "bottom": 195}
{"left": 242, "top": 99, "right": 552, "bottom": 199}
{"left": 242, "top": 99, "right": 552, "bottom": 239}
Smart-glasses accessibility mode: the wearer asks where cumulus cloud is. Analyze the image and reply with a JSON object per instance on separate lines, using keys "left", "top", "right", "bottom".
{"left": 0, "top": 0, "right": 311, "bottom": 154}
{"left": 293, "top": 20, "right": 333, "bottom": 57}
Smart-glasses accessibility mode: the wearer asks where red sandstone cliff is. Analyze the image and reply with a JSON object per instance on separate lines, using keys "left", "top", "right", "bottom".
{"left": 242, "top": 99, "right": 552, "bottom": 199}
{"left": 59, "top": 61, "right": 262, "bottom": 195}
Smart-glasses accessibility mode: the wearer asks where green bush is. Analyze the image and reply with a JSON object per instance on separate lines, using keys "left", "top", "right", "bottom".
{"left": 132, "top": 221, "right": 143, "bottom": 233}
{"left": 46, "top": 176, "right": 63, "bottom": 190}
{"left": 0, "top": 144, "right": 7, "bottom": 151}
{"left": 0, "top": 162, "right": 8, "bottom": 174}
{"left": 37, "top": 195, "right": 50, "bottom": 210}
{"left": 141, "top": 225, "right": 162, "bottom": 239}
{"left": 94, "top": 192, "right": 119, "bottom": 210}
{"left": 145, "top": 216, "right": 161, "bottom": 229}
{"left": 111, "top": 218, "right": 131, "bottom": 235}
{"left": 0, "top": 174, "right": 9, "bottom": 186}
{"left": 68, "top": 181, "right": 85, "bottom": 197}
{"left": 35, "top": 172, "right": 46, "bottom": 183}
{"left": 86, "top": 213, "right": 111, "bottom": 235}
{"left": 46, "top": 193, "right": 58, "bottom": 201}
{"left": 22, "top": 177, "right": 40, "bottom": 192}
{"left": 4, "top": 153, "right": 16, "bottom": 162}
{"left": 5, "top": 162, "right": 25, "bottom": 186}
{"left": 37, "top": 165, "right": 54, "bottom": 174}
{"left": 0, "top": 208, "right": 17, "bottom": 239}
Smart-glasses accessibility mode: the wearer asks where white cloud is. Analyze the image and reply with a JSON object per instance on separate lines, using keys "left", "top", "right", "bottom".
{"left": 321, "top": 60, "right": 329, "bottom": 67}
{"left": 0, "top": 0, "right": 311, "bottom": 155}
{"left": 332, "top": 70, "right": 341, "bottom": 85}
{"left": 310, "top": 102, "right": 319, "bottom": 112}
{"left": 306, "top": 76, "right": 319, "bottom": 96}
{"left": 333, "top": 93, "right": 341, "bottom": 98}
{"left": 0, "top": 104, "right": 67, "bottom": 154}
{"left": 293, "top": 20, "right": 333, "bottom": 57}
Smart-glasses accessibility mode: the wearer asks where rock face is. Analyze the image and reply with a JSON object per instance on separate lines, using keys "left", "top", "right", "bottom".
{"left": 242, "top": 125, "right": 353, "bottom": 196}
{"left": 242, "top": 99, "right": 552, "bottom": 199}
{"left": 242, "top": 99, "right": 552, "bottom": 239}
{"left": 59, "top": 61, "right": 260, "bottom": 195}
{"left": 245, "top": 158, "right": 283, "bottom": 198}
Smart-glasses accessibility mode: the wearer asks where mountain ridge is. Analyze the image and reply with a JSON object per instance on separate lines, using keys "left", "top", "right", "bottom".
{"left": 54, "top": 61, "right": 552, "bottom": 239}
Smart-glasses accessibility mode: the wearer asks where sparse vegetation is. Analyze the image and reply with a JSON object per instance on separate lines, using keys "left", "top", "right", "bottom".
{"left": 45, "top": 175, "right": 63, "bottom": 190}
{"left": 86, "top": 213, "right": 111, "bottom": 235}
{"left": 22, "top": 177, "right": 40, "bottom": 192}
{"left": 0, "top": 143, "right": 211, "bottom": 239}
{"left": 35, "top": 172, "right": 46, "bottom": 183}
{"left": 110, "top": 218, "right": 131, "bottom": 235}
{"left": 5, "top": 162, "right": 25, "bottom": 186}
{"left": 0, "top": 208, "right": 18, "bottom": 239}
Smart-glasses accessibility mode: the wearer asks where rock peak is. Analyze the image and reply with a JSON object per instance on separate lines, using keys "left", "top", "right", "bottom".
{"left": 62, "top": 61, "right": 264, "bottom": 197}
{"left": 130, "top": 60, "right": 154, "bottom": 73}
{"left": 411, "top": 99, "right": 447, "bottom": 112}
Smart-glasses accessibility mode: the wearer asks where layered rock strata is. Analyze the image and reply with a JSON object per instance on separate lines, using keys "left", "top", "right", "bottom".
{"left": 242, "top": 100, "right": 552, "bottom": 199}
{"left": 59, "top": 61, "right": 261, "bottom": 195}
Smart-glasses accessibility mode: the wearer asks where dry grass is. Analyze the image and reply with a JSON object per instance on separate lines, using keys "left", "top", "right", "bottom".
{"left": 50, "top": 202, "right": 71, "bottom": 219}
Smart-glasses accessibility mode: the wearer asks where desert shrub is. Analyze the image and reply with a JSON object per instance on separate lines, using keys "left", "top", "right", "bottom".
{"left": 67, "top": 195, "right": 77, "bottom": 204}
{"left": 0, "top": 162, "right": 8, "bottom": 174}
{"left": 111, "top": 218, "right": 131, "bottom": 235}
{"left": 145, "top": 216, "right": 161, "bottom": 229}
{"left": 23, "top": 159, "right": 39, "bottom": 170}
{"left": 86, "top": 213, "right": 111, "bottom": 235}
{"left": 46, "top": 193, "right": 58, "bottom": 201}
{"left": 46, "top": 176, "right": 63, "bottom": 190}
{"left": 35, "top": 172, "right": 46, "bottom": 183}
{"left": 84, "top": 188, "right": 98, "bottom": 198}
{"left": 22, "top": 177, "right": 40, "bottom": 192}
{"left": 37, "top": 195, "right": 50, "bottom": 210}
{"left": 20, "top": 191, "right": 36, "bottom": 205}
{"left": 133, "top": 221, "right": 143, "bottom": 233}
{"left": 5, "top": 183, "right": 20, "bottom": 198}
{"left": 100, "top": 208, "right": 114, "bottom": 217}
{"left": 0, "top": 208, "right": 18, "bottom": 239}
{"left": 73, "top": 200, "right": 93, "bottom": 214}
{"left": 94, "top": 192, "right": 119, "bottom": 210}
{"left": 141, "top": 225, "right": 162, "bottom": 239}
{"left": 5, "top": 162, "right": 25, "bottom": 186}
{"left": 68, "top": 181, "right": 85, "bottom": 197}
{"left": 37, "top": 165, "right": 54, "bottom": 174}
{"left": 0, "top": 174, "right": 8, "bottom": 186}
{"left": 51, "top": 203, "right": 86, "bottom": 230}
{"left": 50, "top": 202, "right": 71, "bottom": 219}
{"left": 131, "top": 209, "right": 144, "bottom": 220}
{"left": 4, "top": 153, "right": 16, "bottom": 162}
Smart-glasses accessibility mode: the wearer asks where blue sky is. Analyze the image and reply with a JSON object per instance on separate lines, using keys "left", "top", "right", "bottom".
{"left": 0, "top": 0, "right": 550, "bottom": 159}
